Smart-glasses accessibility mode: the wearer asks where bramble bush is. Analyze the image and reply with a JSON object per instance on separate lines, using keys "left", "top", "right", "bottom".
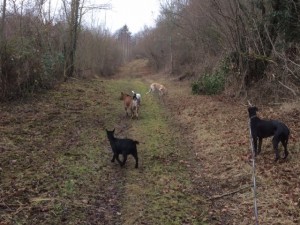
{"left": 191, "top": 60, "right": 229, "bottom": 95}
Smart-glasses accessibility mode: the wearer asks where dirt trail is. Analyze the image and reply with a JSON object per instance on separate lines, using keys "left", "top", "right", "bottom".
{"left": 1, "top": 59, "right": 300, "bottom": 225}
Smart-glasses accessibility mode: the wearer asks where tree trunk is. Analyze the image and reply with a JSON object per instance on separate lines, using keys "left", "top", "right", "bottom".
{"left": 243, "top": 0, "right": 281, "bottom": 85}
{"left": 64, "top": 0, "right": 80, "bottom": 81}
{"left": 0, "top": 0, "right": 7, "bottom": 98}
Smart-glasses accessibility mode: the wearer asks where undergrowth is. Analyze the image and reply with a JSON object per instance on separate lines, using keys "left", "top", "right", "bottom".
{"left": 191, "top": 59, "right": 229, "bottom": 95}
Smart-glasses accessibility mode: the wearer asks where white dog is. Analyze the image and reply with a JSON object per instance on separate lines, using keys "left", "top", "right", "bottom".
{"left": 132, "top": 90, "right": 141, "bottom": 106}
{"left": 131, "top": 94, "right": 139, "bottom": 119}
{"left": 146, "top": 83, "right": 167, "bottom": 96}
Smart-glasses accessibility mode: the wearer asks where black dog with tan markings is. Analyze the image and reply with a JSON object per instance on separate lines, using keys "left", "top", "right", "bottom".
{"left": 248, "top": 106, "right": 290, "bottom": 161}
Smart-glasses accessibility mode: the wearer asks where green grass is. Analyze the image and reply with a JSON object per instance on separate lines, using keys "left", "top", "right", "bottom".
{"left": 99, "top": 79, "right": 208, "bottom": 224}
{"left": 0, "top": 77, "right": 208, "bottom": 225}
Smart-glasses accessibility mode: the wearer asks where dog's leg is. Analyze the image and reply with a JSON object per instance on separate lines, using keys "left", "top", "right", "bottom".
{"left": 136, "top": 108, "right": 138, "bottom": 120}
{"left": 272, "top": 136, "right": 280, "bottom": 161}
{"left": 159, "top": 87, "right": 165, "bottom": 97}
{"left": 258, "top": 137, "right": 262, "bottom": 155}
{"left": 115, "top": 154, "right": 123, "bottom": 166}
{"left": 132, "top": 151, "right": 138, "bottom": 168}
{"left": 252, "top": 136, "right": 258, "bottom": 156}
{"left": 111, "top": 154, "right": 116, "bottom": 162}
{"left": 132, "top": 109, "right": 134, "bottom": 119}
{"left": 282, "top": 138, "right": 289, "bottom": 159}
{"left": 121, "top": 154, "right": 127, "bottom": 167}
{"left": 131, "top": 106, "right": 136, "bottom": 119}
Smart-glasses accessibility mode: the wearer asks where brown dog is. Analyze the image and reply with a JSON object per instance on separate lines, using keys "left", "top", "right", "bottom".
{"left": 146, "top": 83, "right": 167, "bottom": 96}
{"left": 120, "top": 92, "right": 132, "bottom": 117}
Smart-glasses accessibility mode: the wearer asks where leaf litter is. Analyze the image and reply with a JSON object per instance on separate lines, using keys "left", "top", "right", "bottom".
{"left": 162, "top": 77, "right": 300, "bottom": 225}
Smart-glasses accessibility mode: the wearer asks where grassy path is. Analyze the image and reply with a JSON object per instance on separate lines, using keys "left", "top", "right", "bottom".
{"left": 0, "top": 75, "right": 208, "bottom": 224}
{"left": 101, "top": 78, "right": 208, "bottom": 224}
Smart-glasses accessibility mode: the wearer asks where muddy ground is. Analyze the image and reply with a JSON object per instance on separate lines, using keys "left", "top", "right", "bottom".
{"left": 1, "top": 59, "right": 300, "bottom": 225}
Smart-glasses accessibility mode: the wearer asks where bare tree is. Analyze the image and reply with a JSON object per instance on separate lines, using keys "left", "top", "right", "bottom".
{"left": 62, "top": 0, "right": 111, "bottom": 80}
{"left": 0, "top": 0, "right": 6, "bottom": 41}
{"left": 0, "top": 0, "right": 7, "bottom": 97}
{"left": 116, "top": 25, "right": 132, "bottom": 63}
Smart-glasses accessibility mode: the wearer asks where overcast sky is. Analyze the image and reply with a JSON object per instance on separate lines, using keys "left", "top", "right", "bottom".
{"left": 90, "top": 0, "right": 161, "bottom": 34}
{"left": 0, "top": 0, "right": 161, "bottom": 34}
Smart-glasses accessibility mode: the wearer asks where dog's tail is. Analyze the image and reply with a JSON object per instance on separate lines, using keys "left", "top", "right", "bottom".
{"left": 133, "top": 140, "right": 147, "bottom": 145}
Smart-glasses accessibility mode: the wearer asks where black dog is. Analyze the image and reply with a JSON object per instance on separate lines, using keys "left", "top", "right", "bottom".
{"left": 248, "top": 106, "right": 290, "bottom": 161}
{"left": 106, "top": 128, "right": 139, "bottom": 168}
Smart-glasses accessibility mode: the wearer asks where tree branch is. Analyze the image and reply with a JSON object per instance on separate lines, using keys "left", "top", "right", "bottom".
{"left": 208, "top": 185, "right": 251, "bottom": 200}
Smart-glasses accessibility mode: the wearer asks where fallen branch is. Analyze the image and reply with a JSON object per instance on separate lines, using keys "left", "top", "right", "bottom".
{"left": 208, "top": 185, "right": 252, "bottom": 201}
{"left": 278, "top": 81, "right": 297, "bottom": 96}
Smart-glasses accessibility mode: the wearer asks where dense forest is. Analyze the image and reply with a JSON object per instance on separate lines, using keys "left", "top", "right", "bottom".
{"left": 0, "top": 0, "right": 299, "bottom": 102}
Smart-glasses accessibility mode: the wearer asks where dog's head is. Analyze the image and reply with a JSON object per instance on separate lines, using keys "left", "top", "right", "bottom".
{"left": 248, "top": 106, "right": 258, "bottom": 118}
{"left": 132, "top": 93, "right": 137, "bottom": 100}
{"left": 105, "top": 128, "right": 115, "bottom": 138}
